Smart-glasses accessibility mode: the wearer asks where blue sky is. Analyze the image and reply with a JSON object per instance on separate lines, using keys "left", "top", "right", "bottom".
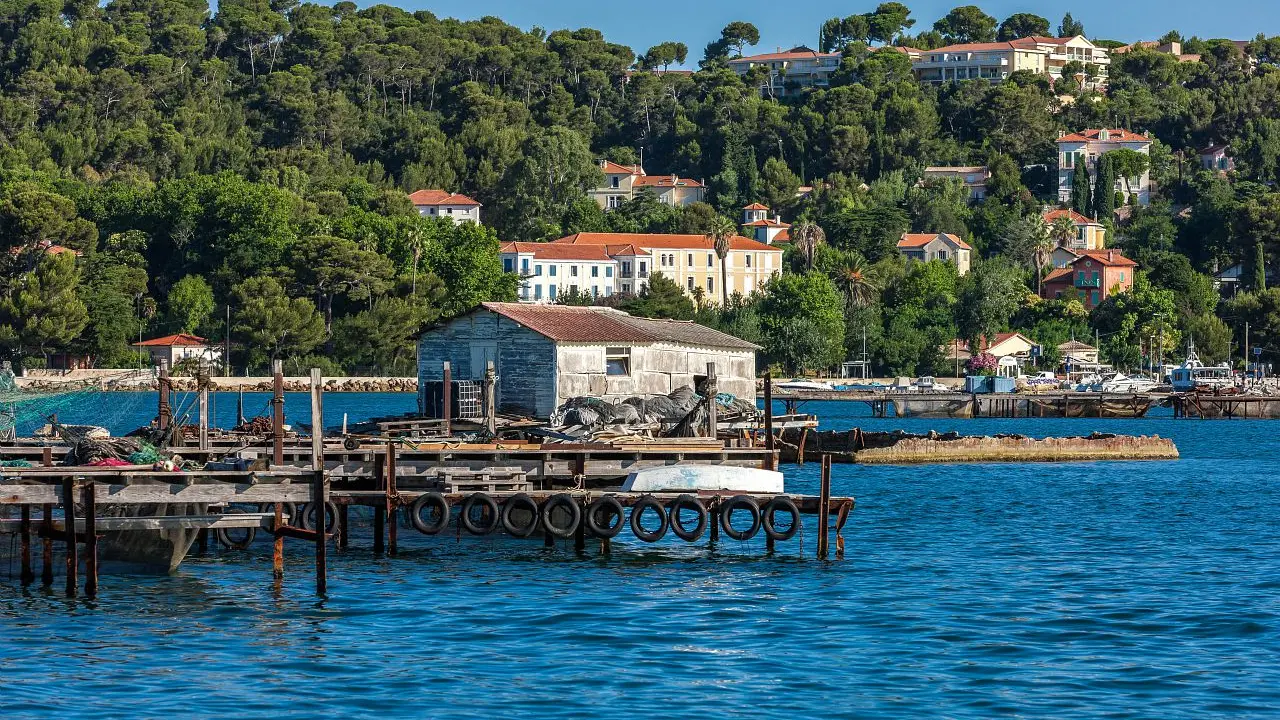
{"left": 413, "top": 0, "right": 1271, "bottom": 61}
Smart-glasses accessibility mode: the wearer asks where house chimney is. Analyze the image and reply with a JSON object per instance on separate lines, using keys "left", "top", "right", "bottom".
{"left": 1099, "top": 129, "right": 1110, "bottom": 141}
{"left": 1057, "top": 129, "right": 1066, "bottom": 138}
{"left": 1108, "top": 250, "right": 1114, "bottom": 262}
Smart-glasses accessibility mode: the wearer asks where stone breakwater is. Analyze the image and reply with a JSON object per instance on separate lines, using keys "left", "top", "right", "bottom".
{"left": 779, "top": 428, "right": 1179, "bottom": 464}
{"left": 17, "top": 376, "right": 419, "bottom": 393}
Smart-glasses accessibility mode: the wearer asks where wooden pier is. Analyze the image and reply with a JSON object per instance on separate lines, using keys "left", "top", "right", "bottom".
{"left": 765, "top": 390, "right": 1161, "bottom": 419}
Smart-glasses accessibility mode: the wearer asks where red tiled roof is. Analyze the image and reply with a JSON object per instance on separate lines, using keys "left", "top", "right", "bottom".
{"left": 408, "top": 189, "right": 481, "bottom": 206}
{"left": 1074, "top": 250, "right": 1138, "bottom": 267}
{"left": 478, "top": 303, "right": 759, "bottom": 349}
{"left": 633, "top": 175, "right": 703, "bottom": 189}
{"left": 601, "top": 160, "right": 643, "bottom": 175}
{"left": 923, "top": 166, "right": 988, "bottom": 174}
{"left": 1057, "top": 129, "right": 1151, "bottom": 144}
{"left": 1043, "top": 209, "right": 1099, "bottom": 224}
{"left": 605, "top": 244, "right": 651, "bottom": 257}
{"left": 897, "top": 232, "right": 972, "bottom": 251}
{"left": 500, "top": 242, "right": 614, "bottom": 261}
{"left": 133, "top": 333, "right": 209, "bottom": 347}
{"left": 742, "top": 219, "right": 791, "bottom": 228}
{"left": 553, "top": 232, "right": 778, "bottom": 253}
{"left": 1044, "top": 267, "right": 1074, "bottom": 284}
{"left": 730, "top": 49, "right": 840, "bottom": 63}
{"left": 743, "top": 203, "right": 769, "bottom": 210}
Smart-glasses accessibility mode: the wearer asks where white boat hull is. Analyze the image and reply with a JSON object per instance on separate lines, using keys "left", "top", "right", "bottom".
{"left": 622, "top": 466, "right": 784, "bottom": 494}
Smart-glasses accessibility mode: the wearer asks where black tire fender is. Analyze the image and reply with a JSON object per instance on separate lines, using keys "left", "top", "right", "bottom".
{"left": 214, "top": 526, "right": 256, "bottom": 550}
{"left": 668, "top": 494, "right": 708, "bottom": 542}
{"left": 501, "top": 493, "right": 540, "bottom": 538}
{"left": 541, "top": 493, "right": 582, "bottom": 538}
{"left": 719, "top": 495, "right": 761, "bottom": 541}
{"left": 409, "top": 492, "right": 451, "bottom": 535}
{"left": 585, "top": 496, "right": 625, "bottom": 538}
{"left": 630, "top": 496, "right": 668, "bottom": 543}
{"left": 299, "top": 501, "right": 339, "bottom": 534}
{"left": 761, "top": 496, "right": 800, "bottom": 541}
{"left": 258, "top": 502, "right": 297, "bottom": 526}
{"left": 460, "top": 492, "right": 500, "bottom": 535}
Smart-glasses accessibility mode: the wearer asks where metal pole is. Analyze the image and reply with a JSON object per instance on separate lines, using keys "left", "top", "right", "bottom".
{"left": 237, "top": 385, "right": 246, "bottom": 427}
{"left": 442, "top": 361, "right": 452, "bottom": 435}
{"left": 386, "top": 441, "right": 398, "bottom": 556}
{"left": 310, "top": 368, "right": 327, "bottom": 595}
{"left": 198, "top": 384, "right": 209, "bottom": 451}
{"left": 763, "top": 372, "right": 775, "bottom": 470}
{"left": 41, "top": 503, "right": 52, "bottom": 587}
{"left": 272, "top": 502, "right": 284, "bottom": 583}
{"left": 817, "top": 455, "right": 832, "bottom": 560}
{"left": 158, "top": 359, "right": 171, "bottom": 434}
{"left": 224, "top": 304, "right": 231, "bottom": 377}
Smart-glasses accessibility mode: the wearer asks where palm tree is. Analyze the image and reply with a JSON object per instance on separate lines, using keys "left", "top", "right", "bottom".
{"left": 706, "top": 216, "right": 737, "bottom": 305}
{"left": 791, "top": 219, "right": 825, "bottom": 273}
{"left": 1029, "top": 214, "right": 1054, "bottom": 296}
{"left": 1049, "top": 214, "right": 1077, "bottom": 249}
{"left": 836, "top": 258, "right": 879, "bottom": 312}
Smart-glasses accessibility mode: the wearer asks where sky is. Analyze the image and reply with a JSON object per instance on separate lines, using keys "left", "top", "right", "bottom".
{"left": 411, "top": 0, "right": 1272, "bottom": 62}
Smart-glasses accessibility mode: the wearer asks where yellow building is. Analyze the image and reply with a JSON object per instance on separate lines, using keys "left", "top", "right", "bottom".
{"left": 551, "top": 232, "right": 783, "bottom": 301}
{"left": 911, "top": 35, "right": 1109, "bottom": 86}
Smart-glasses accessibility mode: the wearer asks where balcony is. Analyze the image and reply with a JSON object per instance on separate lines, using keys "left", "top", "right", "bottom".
{"left": 1077, "top": 276, "right": 1101, "bottom": 288}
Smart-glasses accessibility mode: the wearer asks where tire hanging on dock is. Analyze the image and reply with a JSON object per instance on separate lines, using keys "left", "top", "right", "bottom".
{"left": 409, "top": 492, "right": 451, "bottom": 535}
{"left": 299, "top": 501, "right": 339, "bottom": 534}
{"left": 214, "top": 526, "right": 256, "bottom": 550}
{"left": 501, "top": 493, "right": 540, "bottom": 538}
{"left": 630, "top": 496, "right": 668, "bottom": 542}
{"left": 541, "top": 494, "right": 581, "bottom": 538}
{"left": 761, "top": 496, "right": 800, "bottom": 541}
{"left": 667, "top": 494, "right": 707, "bottom": 542}
{"left": 719, "top": 495, "right": 761, "bottom": 541}
{"left": 460, "top": 492, "right": 500, "bottom": 535}
{"left": 258, "top": 502, "right": 297, "bottom": 526}
{"left": 585, "top": 496, "right": 625, "bottom": 538}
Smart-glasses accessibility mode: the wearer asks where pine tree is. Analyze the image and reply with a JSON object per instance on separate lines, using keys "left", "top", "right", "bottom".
{"left": 1071, "top": 162, "right": 1091, "bottom": 216}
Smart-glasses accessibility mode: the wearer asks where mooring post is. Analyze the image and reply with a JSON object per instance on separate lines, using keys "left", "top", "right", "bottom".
{"left": 763, "top": 372, "right": 776, "bottom": 470}
{"left": 271, "top": 359, "right": 285, "bottom": 466}
{"left": 198, "top": 383, "right": 209, "bottom": 451}
{"left": 483, "top": 360, "right": 497, "bottom": 437}
{"left": 41, "top": 503, "right": 53, "bottom": 586}
{"left": 42, "top": 447, "right": 51, "bottom": 468}
{"left": 272, "top": 502, "right": 284, "bottom": 582}
{"left": 709, "top": 499, "right": 720, "bottom": 544}
{"left": 442, "top": 360, "right": 452, "bottom": 436}
{"left": 237, "top": 385, "right": 246, "bottom": 426}
{"left": 158, "top": 359, "right": 171, "bottom": 436}
{"left": 84, "top": 482, "right": 97, "bottom": 598}
{"left": 62, "top": 478, "right": 78, "bottom": 597}
{"left": 817, "top": 455, "right": 832, "bottom": 560}
{"left": 706, "top": 362, "right": 718, "bottom": 438}
{"left": 310, "top": 368, "right": 327, "bottom": 595}
{"left": 386, "top": 441, "right": 398, "bottom": 556}
{"left": 372, "top": 448, "right": 386, "bottom": 554}
{"left": 19, "top": 505, "right": 33, "bottom": 586}
{"left": 337, "top": 505, "right": 349, "bottom": 551}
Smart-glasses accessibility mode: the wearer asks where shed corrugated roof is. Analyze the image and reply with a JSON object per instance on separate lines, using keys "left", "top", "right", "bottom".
{"left": 477, "top": 303, "right": 759, "bottom": 349}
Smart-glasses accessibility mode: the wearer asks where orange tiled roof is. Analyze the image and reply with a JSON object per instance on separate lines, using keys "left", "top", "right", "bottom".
{"left": 897, "top": 232, "right": 972, "bottom": 251}
{"left": 1074, "top": 250, "right": 1137, "bottom": 267}
{"left": 633, "top": 175, "right": 704, "bottom": 189}
{"left": 1043, "top": 209, "right": 1099, "bottom": 224}
{"left": 730, "top": 49, "right": 840, "bottom": 63}
{"left": 743, "top": 203, "right": 770, "bottom": 210}
{"left": 1058, "top": 129, "right": 1151, "bottom": 144}
{"left": 134, "top": 333, "right": 209, "bottom": 347}
{"left": 553, "top": 232, "right": 778, "bottom": 253}
{"left": 408, "top": 189, "right": 481, "bottom": 206}
{"left": 601, "top": 160, "right": 644, "bottom": 175}
{"left": 742, "top": 219, "right": 791, "bottom": 228}
{"left": 500, "top": 242, "right": 614, "bottom": 261}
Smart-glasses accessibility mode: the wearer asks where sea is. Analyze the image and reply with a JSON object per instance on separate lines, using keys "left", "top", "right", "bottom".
{"left": 1, "top": 392, "right": 1278, "bottom": 718}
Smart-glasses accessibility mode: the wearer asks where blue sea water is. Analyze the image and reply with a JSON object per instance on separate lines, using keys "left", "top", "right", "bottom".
{"left": 2, "top": 394, "right": 1279, "bottom": 718}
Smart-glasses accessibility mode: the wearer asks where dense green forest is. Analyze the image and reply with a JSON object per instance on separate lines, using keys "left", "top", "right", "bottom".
{"left": 1, "top": 0, "right": 1279, "bottom": 376}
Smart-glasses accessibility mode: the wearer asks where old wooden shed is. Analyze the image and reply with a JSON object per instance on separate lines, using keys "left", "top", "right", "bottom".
{"left": 416, "top": 303, "right": 759, "bottom": 419}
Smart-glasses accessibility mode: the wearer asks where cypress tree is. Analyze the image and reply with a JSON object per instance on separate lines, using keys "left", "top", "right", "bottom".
{"left": 1093, "top": 154, "right": 1115, "bottom": 220}
{"left": 1071, "top": 161, "right": 1091, "bottom": 216}
{"left": 1256, "top": 242, "right": 1268, "bottom": 291}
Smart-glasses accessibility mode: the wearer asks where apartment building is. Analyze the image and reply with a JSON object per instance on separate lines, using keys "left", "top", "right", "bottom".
{"left": 1057, "top": 128, "right": 1153, "bottom": 205}
{"left": 589, "top": 160, "right": 705, "bottom": 210}
{"left": 911, "top": 35, "right": 1109, "bottom": 87}
{"left": 921, "top": 166, "right": 990, "bottom": 201}
{"left": 408, "top": 189, "right": 482, "bottom": 225}
{"left": 500, "top": 242, "right": 623, "bottom": 303}
{"left": 551, "top": 232, "right": 783, "bottom": 300}
{"left": 728, "top": 47, "right": 842, "bottom": 98}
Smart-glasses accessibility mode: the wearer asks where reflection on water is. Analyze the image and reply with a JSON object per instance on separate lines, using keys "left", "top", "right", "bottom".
{"left": 1, "top": 396, "right": 1278, "bottom": 716}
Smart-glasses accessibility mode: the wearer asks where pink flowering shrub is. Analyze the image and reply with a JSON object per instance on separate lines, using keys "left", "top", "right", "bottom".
{"left": 967, "top": 352, "right": 999, "bottom": 376}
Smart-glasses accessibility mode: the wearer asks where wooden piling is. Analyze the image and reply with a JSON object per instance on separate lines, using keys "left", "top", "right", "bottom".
{"left": 705, "top": 362, "right": 718, "bottom": 438}
{"left": 817, "top": 455, "right": 832, "bottom": 560}
{"left": 337, "top": 504, "right": 349, "bottom": 551}
{"left": 373, "top": 449, "right": 386, "bottom": 554}
{"left": 84, "top": 482, "right": 97, "bottom": 598}
{"left": 483, "top": 360, "right": 497, "bottom": 436}
{"left": 763, "top": 373, "right": 776, "bottom": 471}
{"left": 158, "top": 360, "right": 171, "bottom": 434}
{"left": 19, "top": 505, "right": 33, "bottom": 586}
{"left": 271, "top": 360, "right": 284, "bottom": 466}
{"left": 62, "top": 478, "right": 77, "bottom": 597}
{"left": 41, "top": 503, "right": 52, "bottom": 586}
{"left": 42, "top": 446, "right": 52, "bottom": 468}
{"left": 272, "top": 502, "right": 284, "bottom": 581}
{"left": 574, "top": 500, "right": 586, "bottom": 553}
{"left": 385, "top": 441, "right": 398, "bottom": 556}
{"left": 442, "top": 361, "right": 452, "bottom": 436}
{"left": 237, "top": 385, "right": 246, "bottom": 426}
{"left": 310, "top": 369, "right": 327, "bottom": 595}
{"left": 198, "top": 384, "right": 209, "bottom": 451}
{"left": 709, "top": 503, "right": 720, "bottom": 543}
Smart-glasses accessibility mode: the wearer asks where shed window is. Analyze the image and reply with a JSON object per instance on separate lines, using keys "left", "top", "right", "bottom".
{"left": 606, "top": 347, "right": 631, "bottom": 376}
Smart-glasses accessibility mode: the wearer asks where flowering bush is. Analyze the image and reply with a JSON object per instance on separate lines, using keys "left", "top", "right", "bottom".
{"left": 967, "top": 352, "right": 999, "bottom": 377}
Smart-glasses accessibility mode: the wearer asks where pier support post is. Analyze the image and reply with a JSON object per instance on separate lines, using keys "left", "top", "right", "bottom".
{"left": 198, "top": 384, "right": 209, "bottom": 451}
{"left": 705, "top": 362, "right": 718, "bottom": 438}
{"left": 442, "top": 361, "right": 452, "bottom": 436}
{"left": 709, "top": 500, "right": 720, "bottom": 544}
{"left": 19, "top": 505, "right": 33, "bottom": 586}
{"left": 373, "top": 450, "right": 386, "bottom": 554}
{"left": 385, "top": 441, "right": 398, "bottom": 556}
{"left": 272, "top": 502, "right": 284, "bottom": 582}
{"left": 84, "top": 482, "right": 97, "bottom": 598}
{"left": 310, "top": 369, "right": 328, "bottom": 596}
{"left": 158, "top": 360, "right": 171, "bottom": 438}
{"left": 62, "top": 478, "right": 77, "bottom": 597}
{"left": 763, "top": 373, "right": 775, "bottom": 470}
{"left": 574, "top": 500, "right": 586, "bottom": 553}
{"left": 337, "top": 505, "right": 349, "bottom": 551}
{"left": 271, "top": 360, "right": 284, "bottom": 466}
{"left": 41, "top": 503, "right": 53, "bottom": 587}
{"left": 482, "top": 360, "right": 496, "bottom": 437}
{"left": 237, "top": 385, "right": 246, "bottom": 426}
{"left": 817, "top": 455, "right": 832, "bottom": 560}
